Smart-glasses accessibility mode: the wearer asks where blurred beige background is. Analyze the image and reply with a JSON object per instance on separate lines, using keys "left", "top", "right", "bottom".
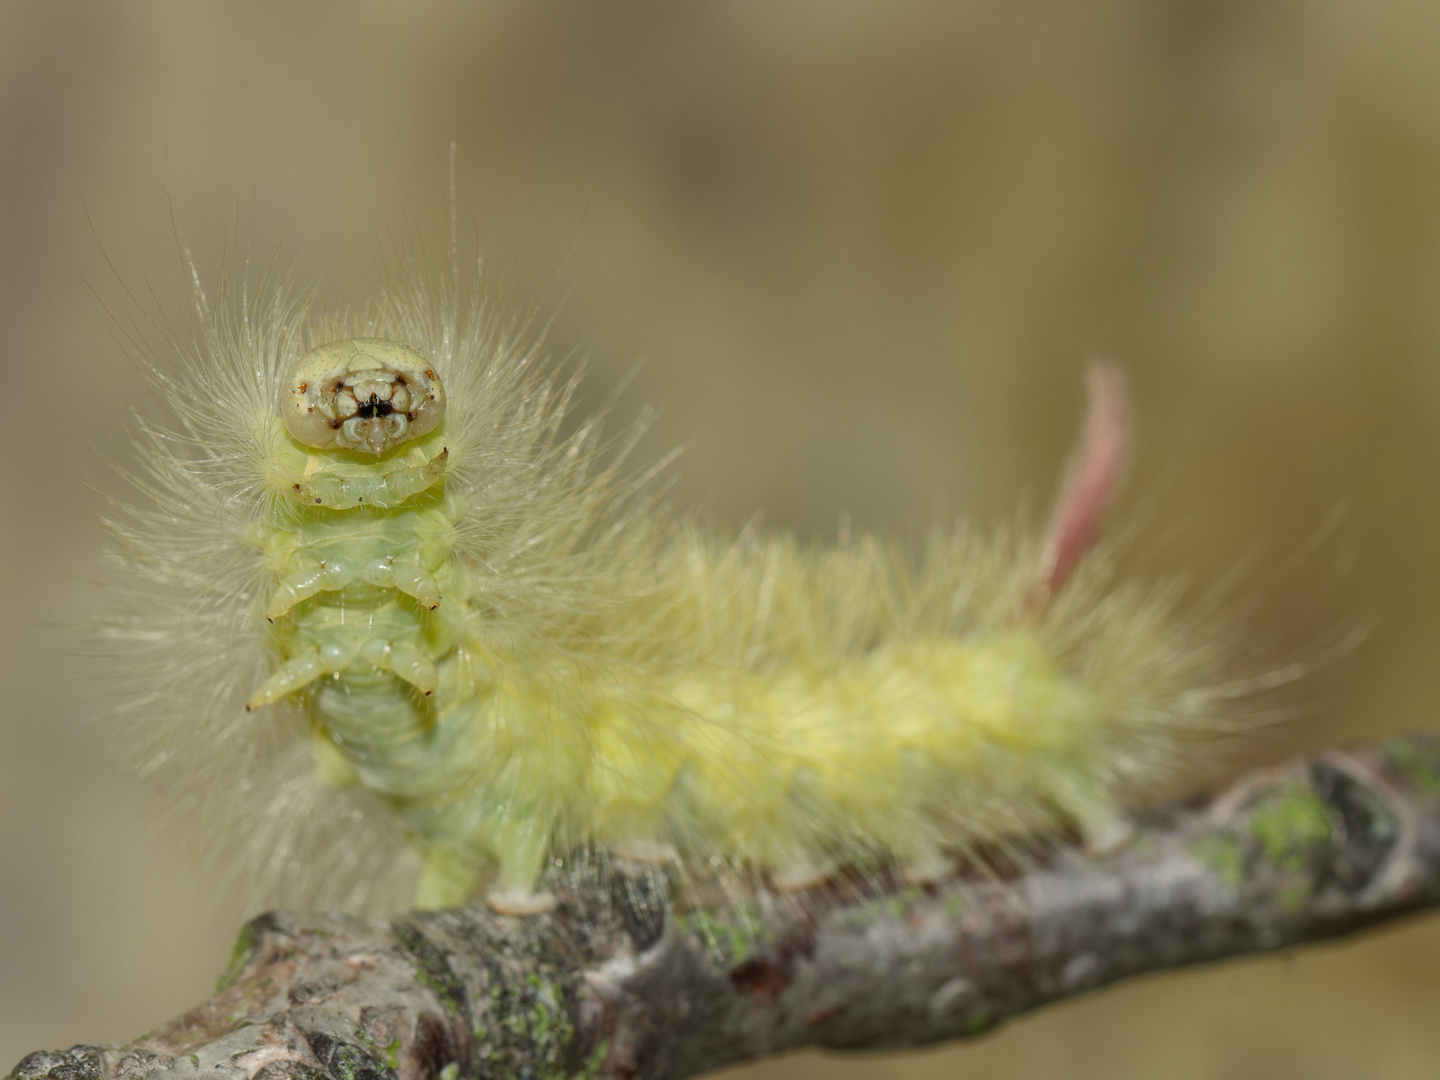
{"left": 4, "top": 1, "right": 1440, "bottom": 1076}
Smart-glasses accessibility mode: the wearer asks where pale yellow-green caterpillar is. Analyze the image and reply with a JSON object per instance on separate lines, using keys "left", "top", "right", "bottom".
{"left": 102, "top": 243, "right": 1247, "bottom": 919}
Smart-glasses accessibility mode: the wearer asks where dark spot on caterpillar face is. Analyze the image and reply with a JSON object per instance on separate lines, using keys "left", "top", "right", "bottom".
{"left": 406, "top": 412, "right": 416, "bottom": 421}
{"left": 356, "top": 393, "right": 393, "bottom": 420}
{"left": 315, "top": 497, "right": 322, "bottom": 504}
{"left": 425, "top": 369, "right": 435, "bottom": 379}
{"left": 298, "top": 382, "right": 308, "bottom": 392}
{"left": 330, "top": 419, "right": 342, "bottom": 429}
{"left": 293, "top": 484, "right": 301, "bottom": 491}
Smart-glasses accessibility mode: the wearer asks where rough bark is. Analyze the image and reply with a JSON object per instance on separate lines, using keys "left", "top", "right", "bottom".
{"left": 13, "top": 734, "right": 1440, "bottom": 1080}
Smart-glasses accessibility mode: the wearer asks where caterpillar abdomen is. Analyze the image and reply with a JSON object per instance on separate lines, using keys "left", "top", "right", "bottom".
{"left": 110, "top": 265, "right": 1237, "bottom": 918}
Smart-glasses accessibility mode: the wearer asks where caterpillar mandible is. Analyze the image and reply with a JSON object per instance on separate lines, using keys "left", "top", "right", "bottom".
{"left": 103, "top": 239, "right": 1247, "bottom": 919}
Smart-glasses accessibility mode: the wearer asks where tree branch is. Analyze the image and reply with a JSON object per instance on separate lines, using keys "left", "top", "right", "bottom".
{"left": 13, "top": 734, "right": 1440, "bottom": 1080}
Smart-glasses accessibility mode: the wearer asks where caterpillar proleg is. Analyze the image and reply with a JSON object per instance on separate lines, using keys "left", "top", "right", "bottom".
{"left": 103, "top": 241, "right": 1251, "bottom": 919}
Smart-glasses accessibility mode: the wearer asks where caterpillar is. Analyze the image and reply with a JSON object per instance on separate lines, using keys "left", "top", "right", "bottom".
{"left": 101, "top": 239, "right": 1247, "bottom": 919}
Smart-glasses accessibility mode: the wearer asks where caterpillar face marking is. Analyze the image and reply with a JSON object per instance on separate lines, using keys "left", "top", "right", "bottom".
{"left": 109, "top": 265, "right": 1249, "bottom": 923}
{"left": 283, "top": 338, "right": 445, "bottom": 454}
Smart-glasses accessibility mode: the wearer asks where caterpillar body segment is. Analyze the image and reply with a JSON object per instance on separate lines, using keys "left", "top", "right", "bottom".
{"left": 110, "top": 263, "right": 1242, "bottom": 919}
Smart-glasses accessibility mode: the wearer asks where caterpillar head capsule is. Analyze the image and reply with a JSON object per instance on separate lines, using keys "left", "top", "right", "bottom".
{"left": 283, "top": 338, "right": 446, "bottom": 455}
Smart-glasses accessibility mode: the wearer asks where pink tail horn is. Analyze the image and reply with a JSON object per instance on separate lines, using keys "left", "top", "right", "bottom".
{"left": 1029, "top": 362, "right": 1130, "bottom": 612}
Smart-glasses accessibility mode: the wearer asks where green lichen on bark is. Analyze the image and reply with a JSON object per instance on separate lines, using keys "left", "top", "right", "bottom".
{"left": 1247, "top": 779, "right": 1332, "bottom": 875}
{"left": 214, "top": 919, "right": 262, "bottom": 993}
{"left": 442, "top": 907, "right": 602, "bottom": 1080}
{"left": 677, "top": 902, "right": 771, "bottom": 967}
{"left": 392, "top": 920, "right": 468, "bottom": 1019}
{"left": 1385, "top": 736, "right": 1440, "bottom": 798}
{"left": 1189, "top": 832, "right": 1246, "bottom": 886}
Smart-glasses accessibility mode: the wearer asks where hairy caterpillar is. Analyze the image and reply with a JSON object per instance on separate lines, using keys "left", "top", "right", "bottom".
{"left": 103, "top": 240, "right": 1247, "bottom": 919}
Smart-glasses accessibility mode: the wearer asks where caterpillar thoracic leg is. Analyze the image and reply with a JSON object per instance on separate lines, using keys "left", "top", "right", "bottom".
{"left": 246, "top": 650, "right": 328, "bottom": 711}
{"left": 358, "top": 638, "right": 438, "bottom": 696}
